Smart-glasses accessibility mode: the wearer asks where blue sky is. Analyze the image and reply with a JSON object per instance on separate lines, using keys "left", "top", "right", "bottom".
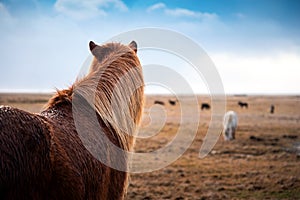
{"left": 0, "top": 0, "right": 300, "bottom": 94}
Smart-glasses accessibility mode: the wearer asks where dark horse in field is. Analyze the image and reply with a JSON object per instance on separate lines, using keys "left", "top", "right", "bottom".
{"left": 154, "top": 100, "right": 165, "bottom": 106}
{"left": 168, "top": 99, "right": 177, "bottom": 106}
{"left": 201, "top": 103, "right": 210, "bottom": 110}
{"left": 0, "top": 41, "right": 144, "bottom": 199}
{"left": 238, "top": 101, "right": 248, "bottom": 109}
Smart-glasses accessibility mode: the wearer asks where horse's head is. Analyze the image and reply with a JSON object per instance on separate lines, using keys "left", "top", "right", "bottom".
{"left": 71, "top": 40, "right": 144, "bottom": 150}
{"left": 225, "top": 126, "right": 234, "bottom": 140}
{"left": 89, "top": 41, "right": 138, "bottom": 73}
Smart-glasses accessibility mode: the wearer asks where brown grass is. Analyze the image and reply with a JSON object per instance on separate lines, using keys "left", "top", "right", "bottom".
{"left": 0, "top": 93, "right": 52, "bottom": 113}
{"left": 1, "top": 93, "right": 300, "bottom": 199}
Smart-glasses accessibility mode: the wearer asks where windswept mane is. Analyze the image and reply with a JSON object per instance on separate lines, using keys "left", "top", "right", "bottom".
{"left": 45, "top": 87, "right": 74, "bottom": 109}
{"left": 44, "top": 42, "right": 144, "bottom": 150}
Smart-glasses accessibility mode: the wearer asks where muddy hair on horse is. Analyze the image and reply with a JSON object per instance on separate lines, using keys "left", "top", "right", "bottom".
{"left": 0, "top": 41, "right": 144, "bottom": 199}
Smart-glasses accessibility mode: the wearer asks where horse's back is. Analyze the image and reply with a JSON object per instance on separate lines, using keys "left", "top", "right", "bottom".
{"left": 0, "top": 106, "right": 52, "bottom": 199}
{"left": 223, "top": 111, "right": 238, "bottom": 127}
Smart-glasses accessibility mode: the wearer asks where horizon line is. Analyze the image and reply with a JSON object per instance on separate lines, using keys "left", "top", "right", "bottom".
{"left": 0, "top": 89, "right": 299, "bottom": 96}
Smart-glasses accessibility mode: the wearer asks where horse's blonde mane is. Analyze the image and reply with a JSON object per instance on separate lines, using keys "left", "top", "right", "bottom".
{"left": 45, "top": 42, "right": 144, "bottom": 151}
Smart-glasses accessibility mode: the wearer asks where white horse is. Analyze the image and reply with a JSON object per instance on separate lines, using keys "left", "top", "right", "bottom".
{"left": 223, "top": 111, "right": 238, "bottom": 141}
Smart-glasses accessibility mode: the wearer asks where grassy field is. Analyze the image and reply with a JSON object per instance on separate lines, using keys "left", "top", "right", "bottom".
{"left": 0, "top": 93, "right": 299, "bottom": 199}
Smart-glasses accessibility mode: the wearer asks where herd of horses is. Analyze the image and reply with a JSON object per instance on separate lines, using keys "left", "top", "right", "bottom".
{"left": 154, "top": 99, "right": 275, "bottom": 113}
{"left": 153, "top": 99, "right": 275, "bottom": 141}
{"left": 0, "top": 40, "right": 277, "bottom": 199}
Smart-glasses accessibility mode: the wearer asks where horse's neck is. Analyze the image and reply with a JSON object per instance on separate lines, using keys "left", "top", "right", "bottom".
{"left": 41, "top": 104, "right": 73, "bottom": 122}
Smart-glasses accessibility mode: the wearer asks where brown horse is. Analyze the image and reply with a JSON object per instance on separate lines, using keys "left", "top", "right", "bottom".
{"left": 0, "top": 41, "right": 144, "bottom": 199}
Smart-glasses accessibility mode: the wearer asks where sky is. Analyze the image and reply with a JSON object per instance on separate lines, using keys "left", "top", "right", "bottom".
{"left": 0, "top": 0, "right": 300, "bottom": 94}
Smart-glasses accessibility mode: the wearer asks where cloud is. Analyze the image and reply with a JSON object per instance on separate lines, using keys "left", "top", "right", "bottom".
{"left": 0, "top": 2, "right": 13, "bottom": 23}
{"left": 146, "top": 2, "right": 166, "bottom": 12}
{"left": 147, "top": 2, "right": 217, "bottom": 20}
{"left": 211, "top": 51, "right": 300, "bottom": 94}
{"left": 0, "top": 3, "right": 9, "bottom": 15}
{"left": 234, "top": 12, "right": 246, "bottom": 19}
{"left": 165, "top": 8, "right": 217, "bottom": 20}
{"left": 54, "top": 0, "right": 128, "bottom": 20}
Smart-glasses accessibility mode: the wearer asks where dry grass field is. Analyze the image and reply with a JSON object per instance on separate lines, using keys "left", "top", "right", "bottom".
{"left": 0, "top": 93, "right": 299, "bottom": 199}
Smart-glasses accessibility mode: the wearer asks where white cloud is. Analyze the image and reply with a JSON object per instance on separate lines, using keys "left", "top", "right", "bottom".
{"left": 54, "top": 0, "right": 128, "bottom": 20}
{"left": 146, "top": 2, "right": 166, "bottom": 12}
{"left": 211, "top": 51, "right": 300, "bottom": 94}
{"left": 147, "top": 2, "right": 217, "bottom": 20}
{"left": 0, "top": 2, "right": 14, "bottom": 23}
{"left": 165, "top": 8, "right": 217, "bottom": 20}
{"left": 234, "top": 12, "right": 246, "bottom": 19}
{"left": 0, "top": 2, "right": 9, "bottom": 15}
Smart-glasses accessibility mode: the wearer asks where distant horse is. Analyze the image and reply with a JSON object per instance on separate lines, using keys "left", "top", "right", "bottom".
{"left": 0, "top": 41, "right": 144, "bottom": 199}
{"left": 154, "top": 100, "right": 165, "bottom": 106}
{"left": 238, "top": 101, "right": 248, "bottom": 109}
{"left": 168, "top": 99, "right": 176, "bottom": 106}
{"left": 223, "top": 111, "right": 238, "bottom": 141}
{"left": 201, "top": 103, "right": 210, "bottom": 110}
{"left": 270, "top": 104, "right": 275, "bottom": 114}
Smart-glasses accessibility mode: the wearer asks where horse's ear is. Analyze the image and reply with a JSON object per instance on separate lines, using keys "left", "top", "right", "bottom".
{"left": 129, "top": 41, "right": 137, "bottom": 53}
{"left": 89, "top": 41, "right": 97, "bottom": 51}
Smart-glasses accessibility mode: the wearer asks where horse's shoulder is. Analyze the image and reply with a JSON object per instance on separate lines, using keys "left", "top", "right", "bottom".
{"left": 0, "top": 105, "right": 51, "bottom": 140}
{"left": 0, "top": 105, "right": 40, "bottom": 122}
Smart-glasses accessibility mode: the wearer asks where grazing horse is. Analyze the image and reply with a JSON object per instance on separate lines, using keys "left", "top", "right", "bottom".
{"left": 154, "top": 100, "right": 165, "bottom": 106}
{"left": 223, "top": 111, "right": 238, "bottom": 141}
{"left": 168, "top": 99, "right": 176, "bottom": 106}
{"left": 201, "top": 103, "right": 210, "bottom": 110}
{"left": 270, "top": 104, "right": 275, "bottom": 114}
{"left": 238, "top": 101, "right": 248, "bottom": 109}
{"left": 0, "top": 41, "right": 144, "bottom": 199}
